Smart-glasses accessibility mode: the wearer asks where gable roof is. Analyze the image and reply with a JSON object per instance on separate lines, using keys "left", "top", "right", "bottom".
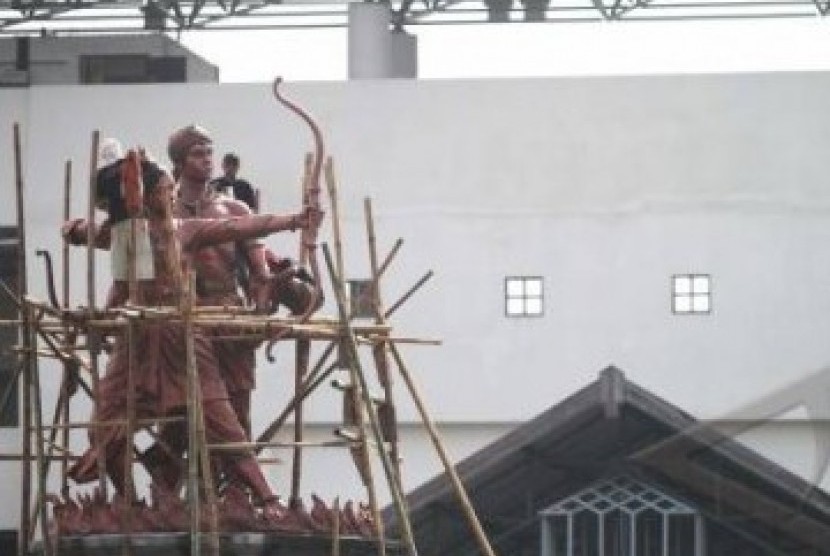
{"left": 387, "top": 366, "right": 830, "bottom": 556}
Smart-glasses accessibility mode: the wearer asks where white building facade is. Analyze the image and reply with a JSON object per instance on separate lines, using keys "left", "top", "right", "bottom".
{"left": 1, "top": 71, "right": 829, "bottom": 535}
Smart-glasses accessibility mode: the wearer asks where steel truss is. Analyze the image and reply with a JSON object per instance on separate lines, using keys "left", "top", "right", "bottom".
{"left": 0, "top": 0, "right": 829, "bottom": 36}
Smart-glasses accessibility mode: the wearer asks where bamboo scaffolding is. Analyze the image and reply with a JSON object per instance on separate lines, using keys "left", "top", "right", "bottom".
{"left": 324, "top": 164, "right": 386, "bottom": 555}
{"left": 321, "top": 243, "right": 419, "bottom": 556}
{"left": 3, "top": 136, "right": 500, "bottom": 556}
{"left": 364, "top": 197, "right": 402, "bottom": 484}
{"left": 26, "top": 307, "right": 77, "bottom": 546}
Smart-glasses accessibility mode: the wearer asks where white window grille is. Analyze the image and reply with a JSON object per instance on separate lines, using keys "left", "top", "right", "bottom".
{"left": 672, "top": 274, "right": 711, "bottom": 314}
{"left": 505, "top": 276, "right": 544, "bottom": 317}
{"left": 540, "top": 475, "right": 704, "bottom": 556}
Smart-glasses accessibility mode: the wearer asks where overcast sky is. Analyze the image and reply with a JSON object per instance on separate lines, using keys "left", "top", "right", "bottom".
{"left": 179, "top": 18, "right": 830, "bottom": 82}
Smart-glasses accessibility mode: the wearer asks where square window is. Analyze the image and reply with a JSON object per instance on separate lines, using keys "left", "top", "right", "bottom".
{"left": 505, "top": 276, "right": 544, "bottom": 317}
{"left": 672, "top": 274, "right": 711, "bottom": 315}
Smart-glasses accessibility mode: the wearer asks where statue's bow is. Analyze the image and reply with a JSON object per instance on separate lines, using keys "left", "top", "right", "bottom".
{"left": 272, "top": 77, "right": 324, "bottom": 321}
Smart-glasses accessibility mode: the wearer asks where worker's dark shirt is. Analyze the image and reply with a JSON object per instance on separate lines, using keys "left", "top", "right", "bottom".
{"left": 210, "top": 176, "right": 257, "bottom": 211}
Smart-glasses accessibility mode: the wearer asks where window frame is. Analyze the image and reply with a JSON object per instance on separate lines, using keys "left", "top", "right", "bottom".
{"left": 671, "top": 273, "right": 712, "bottom": 315}
{"left": 504, "top": 275, "right": 545, "bottom": 318}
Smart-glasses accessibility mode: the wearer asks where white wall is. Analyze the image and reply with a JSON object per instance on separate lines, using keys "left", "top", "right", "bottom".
{"left": 2, "top": 72, "right": 830, "bottom": 526}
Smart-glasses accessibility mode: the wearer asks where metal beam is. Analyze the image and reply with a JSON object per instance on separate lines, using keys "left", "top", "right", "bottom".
{"left": 0, "top": 0, "right": 827, "bottom": 35}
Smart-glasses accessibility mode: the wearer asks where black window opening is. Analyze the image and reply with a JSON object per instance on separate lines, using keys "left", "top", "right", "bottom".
{"left": 348, "top": 279, "right": 375, "bottom": 320}
{"left": 0, "top": 227, "right": 20, "bottom": 427}
{"left": 672, "top": 274, "right": 711, "bottom": 315}
{"left": 505, "top": 276, "right": 544, "bottom": 317}
{"left": 79, "top": 54, "right": 187, "bottom": 84}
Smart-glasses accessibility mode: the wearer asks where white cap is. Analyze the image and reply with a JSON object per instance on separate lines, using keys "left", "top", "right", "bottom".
{"left": 98, "top": 137, "right": 124, "bottom": 167}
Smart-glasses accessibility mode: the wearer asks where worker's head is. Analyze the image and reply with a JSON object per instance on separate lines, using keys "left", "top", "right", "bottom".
{"left": 222, "top": 152, "right": 240, "bottom": 179}
{"left": 167, "top": 125, "right": 213, "bottom": 183}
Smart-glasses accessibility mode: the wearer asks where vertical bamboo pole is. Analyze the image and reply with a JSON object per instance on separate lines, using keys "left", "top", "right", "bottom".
{"left": 25, "top": 159, "right": 75, "bottom": 531}
{"left": 290, "top": 152, "right": 314, "bottom": 506}
{"left": 86, "top": 130, "right": 108, "bottom": 497}
{"left": 62, "top": 161, "right": 71, "bottom": 309}
{"left": 13, "top": 123, "right": 32, "bottom": 556}
{"left": 330, "top": 496, "right": 341, "bottom": 556}
{"left": 183, "top": 272, "right": 202, "bottom": 556}
{"left": 61, "top": 160, "right": 71, "bottom": 495}
{"left": 324, "top": 157, "right": 344, "bottom": 281}
{"left": 30, "top": 308, "right": 53, "bottom": 556}
{"left": 344, "top": 360, "right": 386, "bottom": 556}
{"left": 28, "top": 343, "right": 71, "bottom": 543}
{"left": 122, "top": 157, "right": 140, "bottom": 556}
{"left": 363, "top": 198, "right": 402, "bottom": 484}
{"left": 321, "top": 244, "right": 419, "bottom": 556}
{"left": 325, "top": 163, "right": 385, "bottom": 553}
{"left": 183, "top": 272, "right": 220, "bottom": 556}
{"left": 122, "top": 319, "right": 137, "bottom": 556}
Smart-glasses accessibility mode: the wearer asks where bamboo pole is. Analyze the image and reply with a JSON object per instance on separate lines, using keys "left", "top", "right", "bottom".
{"left": 183, "top": 272, "right": 220, "bottom": 556}
{"left": 388, "top": 343, "right": 498, "bottom": 556}
{"left": 13, "top": 122, "right": 32, "bottom": 556}
{"left": 321, "top": 243, "right": 419, "bottom": 556}
{"left": 384, "top": 271, "right": 434, "bottom": 320}
{"left": 26, "top": 318, "right": 75, "bottom": 547}
{"left": 61, "top": 159, "right": 72, "bottom": 496}
{"left": 344, "top": 359, "right": 386, "bottom": 556}
{"left": 331, "top": 496, "right": 341, "bottom": 556}
{"left": 290, "top": 338, "right": 310, "bottom": 506}
{"left": 122, "top": 319, "right": 137, "bottom": 556}
{"left": 210, "top": 439, "right": 356, "bottom": 451}
{"left": 290, "top": 151, "right": 315, "bottom": 507}
{"left": 29, "top": 304, "right": 54, "bottom": 556}
{"left": 377, "top": 238, "right": 404, "bottom": 284}
{"left": 364, "top": 198, "right": 401, "bottom": 480}
{"left": 86, "top": 130, "right": 108, "bottom": 497}
{"left": 62, "top": 160, "right": 71, "bottom": 309}
{"left": 324, "top": 157, "right": 344, "bottom": 281}
{"left": 183, "top": 272, "right": 201, "bottom": 556}
{"left": 0, "top": 454, "right": 80, "bottom": 462}
{"left": 0, "top": 362, "right": 23, "bottom": 423}
{"left": 38, "top": 415, "right": 184, "bottom": 430}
